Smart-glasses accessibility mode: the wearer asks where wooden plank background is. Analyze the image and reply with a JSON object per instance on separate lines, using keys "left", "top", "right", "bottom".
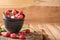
{"left": 0, "top": 0, "right": 60, "bottom": 8}
{"left": 0, "top": 6, "right": 60, "bottom": 25}
{"left": 0, "top": 0, "right": 60, "bottom": 24}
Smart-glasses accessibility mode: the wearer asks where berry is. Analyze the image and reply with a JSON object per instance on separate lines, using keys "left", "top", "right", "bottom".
{"left": 25, "top": 29, "right": 30, "bottom": 34}
{"left": 12, "top": 9, "right": 17, "bottom": 15}
{"left": 18, "top": 32, "right": 24, "bottom": 36}
{"left": 19, "top": 10, "right": 23, "bottom": 15}
{"left": 5, "top": 10, "right": 10, "bottom": 15}
{"left": 10, "top": 33, "right": 17, "bottom": 39}
{"left": 4, "top": 32, "right": 10, "bottom": 37}
{"left": 17, "top": 15, "right": 24, "bottom": 19}
{"left": 19, "top": 34, "right": 25, "bottom": 39}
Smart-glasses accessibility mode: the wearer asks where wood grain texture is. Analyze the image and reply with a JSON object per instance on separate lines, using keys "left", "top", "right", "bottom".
{"left": 25, "top": 23, "right": 60, "bottom": 40}
{"left": 45, "top": 24, "right": 60, "bottom": 40}
{"left": 0, "top": 6, "right": 60, "bottom": 24}
{"left": 0, "top": 0, "right": 60, "bottom": 8}
{"left": 31, "top": 23, "right": 60, "bottom": 40}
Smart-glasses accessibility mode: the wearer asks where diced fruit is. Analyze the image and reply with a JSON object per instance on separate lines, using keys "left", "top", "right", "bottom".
{"left": 7, "top": 15, "right": 11, "bottom": 18}
{"left": 12, "top": 9, "right": 17, "bottom": 15}
{"left": 19, "top": 34, "right": 25, "bottom": 39}
{"left": 18, "top": 32, "right": 24, "bottom": 36}
{"left": 10, "top": 33, "right": 17, "bottom": 39}
{"left": 5, "top": 10, "right": 10, "bottom": 15}
{"left": 19, "top": 10, "right": 23, "bottom": 15}
{"left": 4, "top": 32, "right": 10, "bottom": 37}
{"left": 25, "top": 29, "right": 30, "bottom": 34}
{"left": 17, "top": 15, "right": 24, "bottom": 19}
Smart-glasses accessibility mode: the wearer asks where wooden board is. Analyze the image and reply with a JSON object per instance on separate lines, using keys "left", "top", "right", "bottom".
{"left": 28, "top": 23, "right": 55, "bottom": 40}
{"left": 27, "top": 23, "right": 60, "bottom": 40}
{"left": 54, "top": 23, "right": 60, "bottom": 31}
{"left": 45, "top": 23, "right": 60, "bottom": 40}
{"left": 38, "top": 24, "right": 56, "bottom": 40}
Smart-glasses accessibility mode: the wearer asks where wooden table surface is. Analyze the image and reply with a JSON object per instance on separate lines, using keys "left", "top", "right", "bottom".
{"left": 24, "top": 23, "right": 60, "bottom": 40}
{"left": 0, "top": 23, "right": 60, "bottom": 40}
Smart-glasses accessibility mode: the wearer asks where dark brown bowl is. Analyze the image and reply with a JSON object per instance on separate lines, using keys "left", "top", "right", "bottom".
{"left": 3, "top": 18, "right": 24, "bottom": 33}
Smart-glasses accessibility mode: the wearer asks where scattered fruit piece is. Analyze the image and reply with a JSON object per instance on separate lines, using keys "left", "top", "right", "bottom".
{"left": 4, "top": 32, "right": 10, "bottom": 37}
{"left": 25, "top": 29, "right": 30, "bottom": 34}
{"left": 10, "top": 33, "right": 17, "bottom": 39}
{"left": 19, "top": 34, "right": 25, "bottom": 39}
{"left": 17, "top": 15, "right": 24, "bottom": 19}
{"left": 5, "top": 10, "right": 10, "bottom": 15}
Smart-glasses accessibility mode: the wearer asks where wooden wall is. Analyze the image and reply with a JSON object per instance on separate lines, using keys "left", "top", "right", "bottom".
{"left": 0, "top": 0, "right": 60, "bottom": 24}
{"left": 0, "top": 6, "right": 60, "bottom": 24}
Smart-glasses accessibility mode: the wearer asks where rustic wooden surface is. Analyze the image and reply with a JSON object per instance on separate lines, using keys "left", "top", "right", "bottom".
{"left": 24, "top": 23, "right": 60, "bottom": 40}
{"left": 0, "top": 23, "right": 60, "bottom": 40}
{"left": 0, "top": 0, "right": 60, "bottom": 8}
